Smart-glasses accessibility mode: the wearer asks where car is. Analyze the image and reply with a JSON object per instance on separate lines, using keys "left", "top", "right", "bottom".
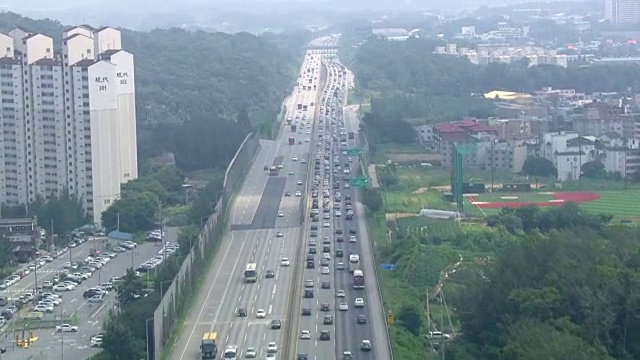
{"left": 245, "top": 346, "right": 257, "bottom": 358}
{"left": 42, "top": 280, "right": 53, "bottom": 289}
{"left": 336, "top": 262, "right": 345, "bottom": 270}
{"left": 54, "top": 284, "right": 73, "bottom": 291}
{"left": 238, "top": 308, "right": 247, "bottom": 317}
{"left": 256, "top": 309, "right": 266, "bottom": 318}
{"left": 293, "top": 156, "right": 298, "bottom": 161}
{"left": 300, "top": 330, "right": 311, "bottom": 339}
{"left": 34, "top": 304, "right": 53, "bottom": 313}
{"left": 297, "top": 180, "right": 303, "bottom": 185}
{"left": 276, "top": 232, "right": 284, "bottom": 237}
{"left": 295, "top": 191, "right": 302, "bottom": 197}
{"left": 304, "top": 280, "right": 314, "bottom": 288}
{"left": 319, "top": 331, "right": 331, "bottom": 341}
{"left": 355, "top": 298, "right": 365, "bottom": 307}
{"left": 56, "top": 324, "right": 78, "bottom": 332}
{"left": 88, "top": 295, "right": 104, "bottom": 303}
{"left": 339, "top": 302, "right": 349, "bottom": 311}
{"left": 357, "top": 314, "right": 368, "bottom": 324}
{"left": 304, "top": 290, "right": 314, "bottom": 298}
{"left": 267, "top": 342, "right": 277, "bottom": 353}
{"left": 349, "top": 235, "right": 357, "bottom": 243}
{"left": 336, "top": 290, "right": 346, "bottom": 297}
{"left": 265, "top": 270, "right": 275, "bottom": 278}
{"left": 277, "top": 211, "right": 284, "bottom": 217}
{"left": 349, "top": 228, "right": 357, "bottom": 234}
{"left": 320, "top": 303, "right": 330, "bottom": 311}
{"left": 361, "top": 340, "right": 372, "bottom": 351}
{"left": 323, "top": 315, "right": 333, "bottom": 325}
{"left": 270, "top": 319, "right": 281, "bottom": 329}
{"left": 321, "top": 267, "right": 330, "bottom": 275}
{"left": 301, "top": 308, "right": 311, "bottom": 316}
{"left": 266, "top": 354, "right": 276, "bottom": 360}
{"left": 342, "top": 351, "right": 354, "bottom": 360}
{"left": 281, "top": 258, "right": 290, "bottom": 266}
{"left": 322, "top": 222, "right": 330, "bottom": 228}
{"left": 284, "top": 191, "right": 291, "bottom": 197}
{"left": 321, "top": 281, "right": 331, "bottom": 289}
{"left": 288, "top": 171, "right": 294, "bottom": 175}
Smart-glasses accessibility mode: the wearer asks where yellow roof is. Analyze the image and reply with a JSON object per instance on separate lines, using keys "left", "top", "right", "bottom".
{"left": 484, "top": 90, "right": 533, "bottom": 100}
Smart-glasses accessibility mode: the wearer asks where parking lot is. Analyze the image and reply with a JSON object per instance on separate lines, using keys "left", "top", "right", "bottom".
{"left": 0, "top": 228, "right": 179, "bottom": 360}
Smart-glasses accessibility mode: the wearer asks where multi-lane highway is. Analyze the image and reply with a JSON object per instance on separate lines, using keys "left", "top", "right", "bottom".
{"left": 0, "top": 234, "right": 166, "bottom": 360}
{"left": 170, "top": 51, "right": 324, "bottom": 359}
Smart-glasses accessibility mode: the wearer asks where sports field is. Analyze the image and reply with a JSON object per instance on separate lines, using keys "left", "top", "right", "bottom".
{"left": 466, "top": 190, "right": 640, "bottom": 221}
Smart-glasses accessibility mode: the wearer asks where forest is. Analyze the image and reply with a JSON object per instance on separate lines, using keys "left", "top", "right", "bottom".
{"left": 351, "top": 36, "right": 640, "bottom": 145}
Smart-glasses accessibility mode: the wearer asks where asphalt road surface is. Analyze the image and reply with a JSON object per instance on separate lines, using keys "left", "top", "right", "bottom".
{"left": 170, "top": 51, "right": 322, "bottom": 360}
{"left": 0, "top": 234, "right": 167, "bottom": 360}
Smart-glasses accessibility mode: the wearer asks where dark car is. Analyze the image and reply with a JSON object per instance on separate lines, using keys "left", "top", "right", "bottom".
{"left": 320, "top": 303, "right": 330, "bottom": 311}
{"left": 284, "top": 191, "right": 291, "bottom": 197}
{"left": 271, "top": 319, "right": 282, "bottom": 329}
{"left": 321, "top": 282, "right": 331, "bottom": 289}
{"left": 336, "top": 237, "right": 344, "bottom": 243}
{"left": 304, "top": 290, "right": 314, "bottom": 298}
{"left": 265, "top": 270, "right": 275, "bottom": 278}
{"left": 349, "top": 228, "right": 356, "bottom": 234}
{"left": 306, "top": 261, "right": 315, "bottom": 269}
{"left": 83, "top": 289, "right": 101, "bottom": 299}
{"left": 238, "top": 308, "right": 247, "bottom": 317}
{"left": 301, "top": 308, "right": 312, "bottom": 316}
{"left": 320, "top": 331, "right": 331, "bottom": 340}
{"left": 323, "top": 315, "right": 333, "bottom": 325}
{"left": 308, "top": 247, "right": 317, "bottom": 255}
{"left": 335, "top": 228, "right": 343, "bottom": 235}
{"left": 357, "top": 314, "right": 367, "bottom": 324}
{"left": 297, "top": 355, "right": 309, "bottom": 360}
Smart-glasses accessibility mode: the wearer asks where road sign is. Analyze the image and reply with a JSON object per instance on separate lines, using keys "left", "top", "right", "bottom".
{"left": 387, "top": 310, "right": 394, "bottom": 325}
{"left": 347, "top": 148, "right": 362, "bottom": 156}
{"left": 350, "top": 177, "right": 369, "bottom": 187}
{"left": 381, "top": 263, "right": 395, "bottom": 270}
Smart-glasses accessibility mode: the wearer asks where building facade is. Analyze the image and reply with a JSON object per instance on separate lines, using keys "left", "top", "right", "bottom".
{"left": 605, "top": 0, "right": 640, "bottom": 24}
{"left": 0, "top": 25, "right": 137, "bottom": 224}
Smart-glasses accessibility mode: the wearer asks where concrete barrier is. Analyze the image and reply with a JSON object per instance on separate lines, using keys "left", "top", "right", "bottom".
{"left": 151, "top": 133, "right": 260, "bottom": 360}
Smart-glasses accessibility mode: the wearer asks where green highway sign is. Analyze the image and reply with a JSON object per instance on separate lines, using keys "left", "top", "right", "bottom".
{"left": 350, "top": 177, "right": 369, "bottom": 187}
{"left": 347, "top": 148, "right": 362, "bottom": 156}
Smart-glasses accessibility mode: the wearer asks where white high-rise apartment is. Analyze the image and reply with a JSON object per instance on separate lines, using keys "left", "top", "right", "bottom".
{"left": 0, "top": 25, "right": 138, "bottom": 225}
{"left": 605, "top": 0, "right": 640, "bottom": 24}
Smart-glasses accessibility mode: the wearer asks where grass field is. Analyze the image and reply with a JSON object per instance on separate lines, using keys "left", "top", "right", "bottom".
{"left": 465, "top": 190, "right": 640, "bottom": 221}
{"left": 396, "top": 217, "right": 462, "bottom": 238}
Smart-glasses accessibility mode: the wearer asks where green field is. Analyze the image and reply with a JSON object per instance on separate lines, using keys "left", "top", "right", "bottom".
{"left": 463, "top": 190, "right": 640, "bottom": 221}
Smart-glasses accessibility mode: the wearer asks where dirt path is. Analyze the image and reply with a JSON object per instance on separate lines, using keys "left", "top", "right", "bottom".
{"left": 368, "top": 164, "right": 380, "bottom": 188}
{"left": 429, "top": 255, "right": 464, "bottom": 299}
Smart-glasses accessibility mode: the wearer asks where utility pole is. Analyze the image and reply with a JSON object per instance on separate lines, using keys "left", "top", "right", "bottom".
{"left": 50, "top": 220, "right": 54, "bottom": 251}
{"left": 490, "top": 139, "right": 495, "bottom": 192}
{"left": 60, "top": 308, "right": 65, "bottom": 360}
{"left": 117, "top": 213, "right": 120, "bottom": 232}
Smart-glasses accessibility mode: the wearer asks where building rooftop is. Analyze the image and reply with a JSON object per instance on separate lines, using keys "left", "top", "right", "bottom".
{"left": 33, "top": 58, "right": 61, "bottom": 66}
{"left": 484, "top": 90, "right": 533, "bottom": 100}
{"left": 107, "top": 230, "right": 133, "bottom": 241}
{"left": 73, "top": 59, "right": 96, "bottom": 67}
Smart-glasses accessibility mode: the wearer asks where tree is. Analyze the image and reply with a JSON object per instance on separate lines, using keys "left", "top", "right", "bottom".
{"left": 581, "top": 160, "right": 607, "bottom": 179}
{"left": 362, "top": 189, "right": 383, "bottom": 212}
{"left": 522, "top": 157, "right": 557, "bottom": 178}
{"left": 116, "top": 268, "right": 146, "bottom": 309}
{"left": 0, "top": 241, "right": 14, "bottom": 276}
{"left": 398, "top": 304, "right": 423, "bottom": 336}
{"left": 101, "top": 192, "right": 160, "bottom": 233}
{"left": 28, "top": 188, "right": 89, "bottom": 237}
{"left": 101, "top": 317, "right": 145, "bottom": 360}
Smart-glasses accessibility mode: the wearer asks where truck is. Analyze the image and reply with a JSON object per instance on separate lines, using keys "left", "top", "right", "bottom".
{"left": 288, "top": 137, "right": 295, "bottom": 145}
{"left": 291, "top": 124, "right": 297, "bottom": 132}
{"left": 200, "top": 332, "right": 218, "bottom": 359}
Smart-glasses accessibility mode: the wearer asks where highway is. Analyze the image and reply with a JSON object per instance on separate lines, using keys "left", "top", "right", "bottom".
{"left": 291, "top": 34, "right": 392, "bottom": 360}
{"left": 0, "top": 235, "right": 164, "bottom": 360}
{"left": 170, "top": 50, "right": 323, "bottom": 360}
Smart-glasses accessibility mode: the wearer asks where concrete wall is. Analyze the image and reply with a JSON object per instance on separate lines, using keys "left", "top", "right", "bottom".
{"left": 151, "top": 132, "right": 260, "bottom": 360}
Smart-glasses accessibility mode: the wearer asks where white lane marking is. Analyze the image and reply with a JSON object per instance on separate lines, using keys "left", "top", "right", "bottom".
{"left": 268, "top": 305, "right": 273, "bottom": 315}
{"left": 272, "top": 284, "right": 277, "bottom": 296}
{"left": 179, "top": 232, "right": 245, "bottom": 360}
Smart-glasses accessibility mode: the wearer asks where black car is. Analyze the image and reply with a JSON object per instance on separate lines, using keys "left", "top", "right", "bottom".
{"left": 304, "top": 290, "right": 314, "bottom": 298}
{"left": 323, "top": 315, "right": 333, "bottom": 325}
{"left": 306, "top": 261, "right": 315, "bottom": 269}
{"left": 297, "top": 355, "right": 309, "bottom": 360}
{"left": 357, "top": 315, "right": 367, "bottom": 324}
{"left": 265, "top": 270, "right": 275, "bottom": 278}
{"left": 308, "top": 247, "right": 316, "bottom": 255}
{"left": 271, "top": 319, "right": 282, "bottom": 329}
{"left": 336, "top": 237, "right": 344, "bottom": 242}
{"left": 83, "top": 289, "right": 101, "bottom": 299}
{"left": 320, "top": 303, "right": 330, "bottom": 311}
{"left": 321, "top": 282, "right": 331, "bottom": 289}
{"left": 335, "top": 228, "right": 343, "bottom": 235}
{"left": 301, "top": 308, "right": 312, "bottom": 316}
{"left": 349, "top": 228, "right": 356, "bottom": 235}
{"left": 238, "top": 308, "right": 247, "bottom": 317}
{"left": 320, "top": 331, "right": 331, "bottom": 340}
{"left": 284, "top": 192, "right": 291, "bottom": 197}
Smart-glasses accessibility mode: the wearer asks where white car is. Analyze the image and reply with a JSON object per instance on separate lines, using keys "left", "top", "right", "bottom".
{"left": 34, "top": 304, "right": 53, "bottom": 313}
{"left": 300, "top": 330, "right": 311, "bottom": 339}
{"left": 278, "top": 211, "right": 284, "bottom": 217}
{"left": 336, "top": 290, "right": 346, "bottom": 297}
{"left": 321, "top": 267, "right": 330, "bottom": 275}
{"left": 267, "top": 342, "right": 277, "bottom": 353}
{"left": 297, "top": 180, "right": 303, "bottom": 185}
{"left": 53, "top": 284, "right": 73, "bottom": 291}
{"left": 266, "top": 354, "right": 276, "bottom": 360}
{"left": 339, "top": 302, "right": 349, "bottom": 311}
{"left": 281, "top": 258, "right": 290, "bottom": 267}
{"left": 276, "top": 232, "right": 284, "bottom": 238}
{"left": 295, "top": 191, "right": 302, "bottom": 197}
{"left": 56, "top": 324, "right": 78, "bottom": 332}
{"left": 355, "top": 298, "right": 365, "bottom": 307}
{"left": 322, "top": 222, "right": 330, "bottom": 228}
{"left": 293, "top": 156, "right": 298, "bottom": 161}
{"left": 349, "top": 235, "right": 357, "bottom": 243}
{"left": 256, "top": 309, "right": 266, "bottom": 318}
{"left": 88, "top": 295, "right": 104, "bottom": 303}
{"left": 245, "top": 346, "right": 257, "bottom": 358}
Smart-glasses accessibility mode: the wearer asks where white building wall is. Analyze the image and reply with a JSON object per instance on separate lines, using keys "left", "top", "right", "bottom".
{"left": 87, "top": 61, "right": 120, "bottom": 224}
{"left": 63, "top": 35, "right": 95, "bottom": 66}
{"left": 94, "top": 28, "right": 122, "bottom": 55}
{"left": 24, "top": 35, "right": 53, "bottom": 65}
{"left": 603, "top": 149, "right": 626, "bottom": 175}
{"left": 556, "top": 153, "right": 589, "bottom": 181}
{"left": 0, "top": 34, "right": 14, "bottom": 57}
{"left": 542, "top": 132, "right": 579, "bottom": 162}
{"left": 8, "top": 28, "right": 29, "bottom": 54}
{"left": 109, "top": 50, "right": 138, "bottom": 182}
{"left": 63, "top": 26, "right": 94, "bottom": 40}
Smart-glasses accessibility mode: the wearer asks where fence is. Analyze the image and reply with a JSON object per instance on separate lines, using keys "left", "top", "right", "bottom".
{"left": 151, "top": 132, "right": 260, "bottom": 360}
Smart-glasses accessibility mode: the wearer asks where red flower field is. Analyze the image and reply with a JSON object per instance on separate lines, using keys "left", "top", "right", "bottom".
{"left": 468, "top": 192, "right": 601, "bottom": 209}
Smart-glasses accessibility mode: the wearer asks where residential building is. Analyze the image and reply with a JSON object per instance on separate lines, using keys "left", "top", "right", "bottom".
{"left": 0, "top": 217, "right": 39, "bottom": 262}
{"left": 486, "top": 140, "right": 528, "bottom": 173}
{"left": 541, "top": 131, "right": 579, "bottom": 162}
{"left": 0, "top": 25, "right": 138, "bottom": 225}
{"left": 605, "top": 0, "right": 640, "bottom": 24}
{"left": 436, "top": 45, "right": 568, "bottom": 68}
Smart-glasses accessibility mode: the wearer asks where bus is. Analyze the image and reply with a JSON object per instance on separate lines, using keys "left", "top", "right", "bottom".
{"left": 353, "top": 269, "right": 365, "bottom": 289}
{"left": 200, "top": 332, "right": 217, "bottom": 359}
{"left": 244, "top": 263, "right": 257, "bottom": 283}
{"left": 349, "top": 254, "right": 360, "bottom": 273}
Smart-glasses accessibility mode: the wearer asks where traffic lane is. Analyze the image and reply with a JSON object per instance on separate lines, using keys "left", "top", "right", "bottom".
{"left": 2, "top": 240, "right": 102, "bottom": 295}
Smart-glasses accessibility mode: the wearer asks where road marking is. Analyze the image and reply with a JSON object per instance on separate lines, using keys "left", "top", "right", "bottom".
{"left": 179, "top": 232, "right": 246, "bottom": 360}
{"left": 268, "top": 305, "right": 273, "bottom": 315}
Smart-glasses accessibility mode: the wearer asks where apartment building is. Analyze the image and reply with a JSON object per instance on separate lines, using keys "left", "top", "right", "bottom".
{"left": 605, "top": 0, "right": 640, "bottom": 24}
{"left": 0, "top": 25, "right": 137, "bottom": 224}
